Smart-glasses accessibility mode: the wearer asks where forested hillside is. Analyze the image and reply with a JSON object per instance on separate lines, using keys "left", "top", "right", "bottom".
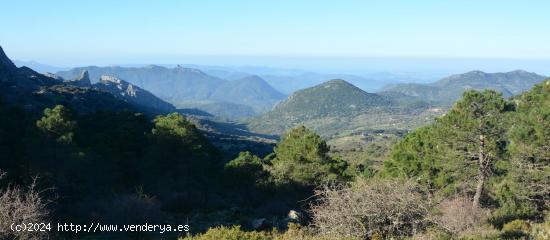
{"left": 182, "top": 79, "right": 550, "bottom": 240}
{"left": 1, "top": 43, "right": 549, "bottom": 240}
{"left": 249, "top": 79, "right": 440, "bottom": 137}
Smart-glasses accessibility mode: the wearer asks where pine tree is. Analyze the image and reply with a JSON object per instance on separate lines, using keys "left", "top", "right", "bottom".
{"left": 436, "top": 90, "right": 508, "bottom": 207}
{"left": 269, "top": 125, "right": 349, "bottom": 185}
{"left": 36, "top": 105, "right": 77, "bottom": 144}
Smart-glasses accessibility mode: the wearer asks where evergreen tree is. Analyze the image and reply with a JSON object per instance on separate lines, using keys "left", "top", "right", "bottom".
{"left": 268, "top": 125, "right": 349, "bottom": 186}
{"left": 225, "top": 151, "right": 265, "bottom": 184}
{"left": 36, "top": 105, "right": 77, "bottom": 144}
{"left": 383, "top": 125, "right": 463, "bottom": 194}
{"left": 508, "top": 80, "right": 550, "bottom": 211}
{"left": 440, "top": 90, "right": 508, "bottom": 207}
{"left": 385, "top": 90, "right": 509, "bottom": 206}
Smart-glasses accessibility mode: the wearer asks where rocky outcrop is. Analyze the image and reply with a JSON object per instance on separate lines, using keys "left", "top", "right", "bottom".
{"left": 64, "top": 70, "right": 92, "bottom": 87}
{"left": 0, "top": 46, "right": 130, "bottom": 113}
{"left": 95, "top": 75, "right": 175, "bottom": 113}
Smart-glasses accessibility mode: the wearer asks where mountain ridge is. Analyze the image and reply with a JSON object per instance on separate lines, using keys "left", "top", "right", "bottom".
{"left": 383, "top": 70, "right": 547, "bottom": 105}
{"left": 57, "top": 66, "right": 286, "bottom": 115}
{"left": 248, "top": 79, "right": 437, "bottom": 137}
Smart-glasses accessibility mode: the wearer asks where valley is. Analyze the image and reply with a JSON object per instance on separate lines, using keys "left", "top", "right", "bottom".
{"left": 1, "top": 43, "right": 549, "bottom": 240}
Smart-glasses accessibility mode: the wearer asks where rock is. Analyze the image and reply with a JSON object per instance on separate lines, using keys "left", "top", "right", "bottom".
{"left": 287, "top": 210, "right": 302, "bottom": 222}
{"left": 95, "top": 75, "right": 175, "bottom": 113}
{"left": 64, "top": 70, "right": 92, "bottom": 87}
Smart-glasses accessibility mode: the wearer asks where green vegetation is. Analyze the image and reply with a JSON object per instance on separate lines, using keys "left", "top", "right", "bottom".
{"left": 379, "top": 80, "right": 550, "bottom": 239}
{"left": 2, "top": 44, "right": 550, "bottom": 239}
{"left": 249, "top": 79, "right": 441, "bottom": 137}
{"left": 180, "top": 224, "right": 346, "bottom": 240}
{"left": 36, "top": 105, "right": 77, "bottom": 144}
{"left": 268, "top": 126, "right": 350, "bottom": 186}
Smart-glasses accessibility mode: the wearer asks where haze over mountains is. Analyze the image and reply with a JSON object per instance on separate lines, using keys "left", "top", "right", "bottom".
{"left": 56, "top": 66, "right": 286, "bottom": 117}
{"left": 6, "top": 45, "right": 549, "bottom": 137}
{"left": 383, "top": 70, "right": 547, "bottom": 105}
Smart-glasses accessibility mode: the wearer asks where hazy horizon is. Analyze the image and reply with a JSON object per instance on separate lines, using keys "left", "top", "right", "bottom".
{"left": 2, "top": 1, "right": 550, "bottom": 72}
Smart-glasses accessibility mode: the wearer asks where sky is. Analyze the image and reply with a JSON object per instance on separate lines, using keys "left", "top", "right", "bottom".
{"left": 1, "top": 0, "right": 550, "bottom": 74}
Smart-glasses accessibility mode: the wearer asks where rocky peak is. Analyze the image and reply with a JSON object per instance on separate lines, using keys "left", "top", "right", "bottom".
{"left": 98, "top": 75, "right": 137, "bottom": 96}
{"left": 78, "top": 70, "right": 90, "bottom": 81}
{"left": 0, "top": 46, "right": 17, "bottom": 69}
{"left": 64, "top": 70, "right": 91, "bottom": 87}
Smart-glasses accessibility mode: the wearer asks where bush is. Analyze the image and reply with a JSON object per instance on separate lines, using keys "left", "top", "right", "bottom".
{"left": 434, "top": 197, "right": 489, "bottom": 235}
{"left": 309, "top": 178, "right": 431, "bottom": 239}
{"left": 180, "top": 224, "right": 348, "bottom": 240}
{"left": 180, "top": 226, "right": 273, "bottom": 240}
{"left": 0, "top": 177, "right": 50, "bottom": 240}
{"left": 530, "top": 220, "right": 550, "bottom": 240}
{"left": 488, "top": 199, "right": 538, "bottom": 229}
{"left": 501, "top": 220, "right": 531, "bottom": 239}
{"left": 225, "top": 151, "right": 266, "bottom": 184}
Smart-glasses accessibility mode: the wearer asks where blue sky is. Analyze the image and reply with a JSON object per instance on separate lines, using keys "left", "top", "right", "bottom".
{"left": 1, "top": 0, "right": 550, "bottom": 71}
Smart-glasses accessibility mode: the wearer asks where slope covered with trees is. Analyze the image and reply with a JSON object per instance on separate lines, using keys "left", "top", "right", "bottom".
{"left": 249, "top": 79, "right": 440, "bottom": 137}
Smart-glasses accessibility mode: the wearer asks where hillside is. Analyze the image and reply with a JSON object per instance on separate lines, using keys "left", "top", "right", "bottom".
{"left": 57, "top": 65, "right": 225, "bottom": 101}
{"left": 383, "top": 70, "right": 547, "bottom": 105}
{"left": 176, "top": 101, "right": 257, "bottom": 120}
{"left": 249, "top": 79, "right": 441, "bottom": 137}
{"left": 209, "top": 75, "right": 286, "bottom": 112}
{"left": 0, "top": 46, "right": 131, "bottom": 114}
{"left": 94, "top": 75, "right": 176, "bottom": 114}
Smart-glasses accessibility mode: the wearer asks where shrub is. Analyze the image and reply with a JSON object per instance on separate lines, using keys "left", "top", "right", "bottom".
{"left": 180, "top": 226, "right": 273, "bottom": 240}
{"left": 0, "top": 177, "right": 50, "bottom": 240}
{"left": 530, "top": 220, "right": 550, "bottom": 240}
{"left": 488, "top": 199, "right": 538, "bottom": 229}
{"left": 434, "top": 197, "right": 489, "bottom": 235}
{"left": 180, "top": 224, "right": 348, "bottom": 240}
{"left": 501, "top": 219, "right": 531, "bottom": 239}
{"left": 225, "top": 151, "right": 266, "bottom": 184}
{"left": 309, "top": 178, "right": 431, "bottom": 239}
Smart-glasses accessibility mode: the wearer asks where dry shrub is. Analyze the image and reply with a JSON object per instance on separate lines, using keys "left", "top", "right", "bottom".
{"left": 530, "top": 220, "right": 550, "bottom": 240}
{"left": 309, "top": 178, "right": 432, "bottom": 239}
{"left": 276, "top": 223, "right": 349, "bottom": 240}
{"left": 105, "top": 190, "right": 164, "bottom": 225}
{"left": 434, "top": 196, "right": 489, "bottom": 235}
{"left": 0, "top": 177, "right": 50, "bottom": 240}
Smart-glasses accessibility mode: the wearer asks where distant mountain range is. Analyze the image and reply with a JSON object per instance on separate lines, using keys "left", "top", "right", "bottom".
{"left": 261, "top": 73, "right": 387, "bottom": 94}
{"left": 13, "top": 60, "right": 69, "bottom": 73}
{"left": 382, "top": 70, "right": 547, "bottom": 105}
{"left": 248, "top": 79, "right": 439, "bottom": 137}
{"left": 56, "top": 66, "right": 286, "bottom": 116}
